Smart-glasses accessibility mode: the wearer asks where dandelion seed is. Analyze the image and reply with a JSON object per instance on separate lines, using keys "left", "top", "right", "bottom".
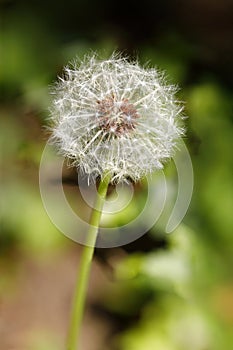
{"left": 49, "top": 53, "right": 184, "bottom": 183}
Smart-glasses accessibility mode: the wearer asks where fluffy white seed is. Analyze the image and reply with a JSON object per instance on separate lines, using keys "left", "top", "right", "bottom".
{"left": 49, "top": 53, "right": 184, "bottom": 183}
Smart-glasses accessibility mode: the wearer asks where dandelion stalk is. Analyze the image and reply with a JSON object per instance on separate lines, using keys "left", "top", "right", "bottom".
{"left": 67, "top": 172, "right": 111, "bottom": 350}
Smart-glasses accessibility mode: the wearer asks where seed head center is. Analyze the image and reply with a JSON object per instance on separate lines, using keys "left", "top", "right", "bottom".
{"left": 96, "top": 95, "right": 140, "bottom": 136}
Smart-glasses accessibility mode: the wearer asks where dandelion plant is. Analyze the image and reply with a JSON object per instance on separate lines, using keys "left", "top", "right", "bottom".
{"left": 48, "top": 53, "right": 184, "bottom": 350}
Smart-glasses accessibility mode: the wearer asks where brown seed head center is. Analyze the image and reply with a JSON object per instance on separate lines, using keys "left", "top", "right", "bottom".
{"left": 96, "top": 95, "right": 140, "bottom": 136}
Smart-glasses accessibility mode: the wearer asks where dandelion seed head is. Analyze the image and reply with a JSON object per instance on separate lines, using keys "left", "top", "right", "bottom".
{"left": 49, "top": 53, "right": 184, "bottom": 183}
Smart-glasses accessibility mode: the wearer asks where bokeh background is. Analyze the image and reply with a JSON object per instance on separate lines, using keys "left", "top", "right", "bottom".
{"left": 1, "top": 0, "right": 233, "bottom": 349}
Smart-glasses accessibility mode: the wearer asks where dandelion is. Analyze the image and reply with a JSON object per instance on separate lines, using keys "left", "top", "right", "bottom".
{"left": 48, "top": 53, "right": 184, "bottom": 350}
{"left": 49, "top": 53, "right": 183, "bottom": 183}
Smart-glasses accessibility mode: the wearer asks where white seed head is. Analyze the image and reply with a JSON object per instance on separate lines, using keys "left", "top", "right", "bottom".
{"left": 49, "top": 53, "right": 184, "bottom": 183}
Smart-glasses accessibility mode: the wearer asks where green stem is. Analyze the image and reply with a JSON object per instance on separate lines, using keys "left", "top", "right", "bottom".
{"left": 67, "top": 173, "right": 111, "bottom": 350}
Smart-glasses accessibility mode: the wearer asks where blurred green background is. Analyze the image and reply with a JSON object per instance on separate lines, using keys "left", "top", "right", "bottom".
{"left": 1, "top": 0, "right": 233, "bottom": 349}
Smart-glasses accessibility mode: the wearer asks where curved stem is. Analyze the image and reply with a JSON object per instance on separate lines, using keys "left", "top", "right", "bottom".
{"left": 67, "top": 173, "right": 111, "bottom": 350}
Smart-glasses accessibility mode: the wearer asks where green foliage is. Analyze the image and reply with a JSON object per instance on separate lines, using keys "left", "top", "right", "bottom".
{"left": 1, "top": 4, "right": 233, "bottom": 348}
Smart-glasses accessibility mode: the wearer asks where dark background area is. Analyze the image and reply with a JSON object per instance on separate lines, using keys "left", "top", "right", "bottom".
{"left": 2, "top": 0, "right": 233, "bottom": 90}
